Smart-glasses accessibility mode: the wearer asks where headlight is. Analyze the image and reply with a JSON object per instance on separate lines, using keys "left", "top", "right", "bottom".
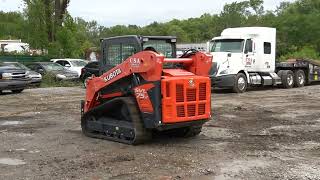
{"left": 56, "top": 74, "right": 66, "bottom": 79}
{"left": 1, "top": 73, "right": 12, "bottom": 80}
{"left": 219, "top": 69, "right": 229, "bottom": 75}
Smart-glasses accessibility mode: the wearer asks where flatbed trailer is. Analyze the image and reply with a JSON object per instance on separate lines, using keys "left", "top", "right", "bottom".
{"left": 276, "top": 59, "right": 320, "bottom": 86}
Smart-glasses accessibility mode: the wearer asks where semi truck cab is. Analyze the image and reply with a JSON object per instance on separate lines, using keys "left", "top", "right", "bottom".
{"left": 207, "top": 27, "right": 281, "bottom": 92}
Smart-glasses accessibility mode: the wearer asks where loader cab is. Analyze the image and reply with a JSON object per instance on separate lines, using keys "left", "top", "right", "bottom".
{"left": 100, "top": 35, "right": 177, "bottom": 74}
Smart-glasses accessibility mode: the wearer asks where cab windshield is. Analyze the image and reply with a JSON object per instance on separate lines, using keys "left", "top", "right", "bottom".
{"left": 211, "top": 39, "right": 244, "bottom": 53}
{"left": 143, "top": 40, "right": 175, "bottom": 58}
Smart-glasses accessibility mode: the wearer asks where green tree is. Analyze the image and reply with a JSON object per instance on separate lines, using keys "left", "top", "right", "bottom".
{"left": 24, "top": 0, "right": 50, "bottom": 50}
{"left": 0, "top": 11, "right": 26, "bottom": 40}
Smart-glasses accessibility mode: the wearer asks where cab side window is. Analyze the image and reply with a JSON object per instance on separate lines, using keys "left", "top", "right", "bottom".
{"left": 264, "top": 42, "right": 271, "bottom": 54}
{"left": 245, "top": 39, "right": 253, "bottom": 53}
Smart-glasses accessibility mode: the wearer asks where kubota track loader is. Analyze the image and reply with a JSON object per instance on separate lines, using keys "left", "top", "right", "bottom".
{"left": 81, "top": 35, "right": 212, "bottom": 144}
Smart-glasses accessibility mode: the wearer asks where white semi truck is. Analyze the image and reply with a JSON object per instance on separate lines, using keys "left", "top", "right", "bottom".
{"left": 207, "top": 27, "right": 320, "bottom": 93}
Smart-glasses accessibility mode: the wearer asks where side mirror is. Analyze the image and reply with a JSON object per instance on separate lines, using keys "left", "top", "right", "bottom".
{"left": 227, "top": 53, "right": 232, "bottom": 57}
{"left": 206, "top": 42, "right": 210, "bottom": 53}
{"left": 65, "top": 64, "right": 71, "bottom": 68}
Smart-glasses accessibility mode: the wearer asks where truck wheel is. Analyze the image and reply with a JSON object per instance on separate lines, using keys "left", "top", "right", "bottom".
{"left": 233, "top": 73, "right": 247, "bottom": 93}
{"left": 12, "top": 89, "right": 24, "bottom": 93}
{"left": 294, "top": 70, "right": 306, "bottom": 87}
{"left": 280, "top": 70, "right": 294, "bottom": 89}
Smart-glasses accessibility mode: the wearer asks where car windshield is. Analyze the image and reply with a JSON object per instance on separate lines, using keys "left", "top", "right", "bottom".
{"left": 143, "top": 40, "right": 174, "bottom": 58}
{"left": 211, "top": 39, "right": 244, "bottom": 53}
{"left": 0, "top": 62, "right": 23, "bottom": 69}
{"left": 4, "top": 62, "right": 30, "bottom": 70}
{"left": 43, "top": 63, "right": 65, "bottom": 71}
{"left": 70, "top": 60, "right": 87, "bottom": 67}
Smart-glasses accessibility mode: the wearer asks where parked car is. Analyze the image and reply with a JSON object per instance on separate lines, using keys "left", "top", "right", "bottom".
{"left": 0, "top": 62, "right": 31, "bottom": 93}
{"left": 51, "top": 59, "right": 88, "bottom": 77}
{"left": 3, "top": 62, "right": 42, "bottom": 86}
{"left": 80, "top": 61, "right": 100, "bottom": 87}
{"left": 27, "top": 62, "right": 79, "bottom": 81}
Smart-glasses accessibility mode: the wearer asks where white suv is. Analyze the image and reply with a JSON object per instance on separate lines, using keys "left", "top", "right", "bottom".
{"left": 51, "top": 59, "right": 88, "bottom": 77}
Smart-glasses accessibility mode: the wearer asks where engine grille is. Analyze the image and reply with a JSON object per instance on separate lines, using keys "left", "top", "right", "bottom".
{"left": 162, "top": 77, "right": 211, "bottom": 123}
{"left": 175, "top": 82, "right": 208, "bottom": 117}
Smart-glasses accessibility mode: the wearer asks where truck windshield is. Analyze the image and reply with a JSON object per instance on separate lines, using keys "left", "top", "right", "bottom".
{"left": 211, "top": 39, "right": 244, "bottom": 53}
{"left": 143, "top": 40, "right": 175, "bottom": 58}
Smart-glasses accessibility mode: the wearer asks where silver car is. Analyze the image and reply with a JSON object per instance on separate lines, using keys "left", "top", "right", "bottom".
{"left": 4, "top": 62, "right": 42, "bottom": 86}
{"left": 28, "top": 62, "right": 79, "bottom": 81}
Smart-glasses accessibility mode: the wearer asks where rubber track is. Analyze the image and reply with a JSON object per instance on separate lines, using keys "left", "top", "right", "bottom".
{"left": 81, "top": 97, "right": 151, "bottom": 145}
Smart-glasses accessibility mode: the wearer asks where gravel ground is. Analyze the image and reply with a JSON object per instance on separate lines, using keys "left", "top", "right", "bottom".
{"left": 0, "top": 85, "right": 320, "bottom": 180}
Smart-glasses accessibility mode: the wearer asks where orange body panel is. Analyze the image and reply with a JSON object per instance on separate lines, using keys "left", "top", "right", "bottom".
{"left": 161, "top": 75, "right": 211, "bottom": 124}
{"left": 134, "top": 84, "right": 155, "bottom": 113}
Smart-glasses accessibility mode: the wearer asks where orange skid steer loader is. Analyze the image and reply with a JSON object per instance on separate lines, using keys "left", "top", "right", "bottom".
{"left": 81, "top": 35, "right": 212, "bottom": 144}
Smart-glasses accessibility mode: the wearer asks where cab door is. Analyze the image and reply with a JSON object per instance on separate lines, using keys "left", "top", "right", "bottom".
{"left": 261, "top": 42, "right": 274, "bottom": 72}
{"left": 243, "top": 39, "right": 256, "bottom": 72}
{"left": 100, "top": 37, "right": 141, "bottom": 74}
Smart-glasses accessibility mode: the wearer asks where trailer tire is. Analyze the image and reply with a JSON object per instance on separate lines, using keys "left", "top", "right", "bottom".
{"left": 233, "top": 73, "right": 247, "bottom": 93}
{"left": 294, "top": 70, "right": 306, "bottom": 87}
{"left": 279, "top": 70, "right": 294, "bottom": 89}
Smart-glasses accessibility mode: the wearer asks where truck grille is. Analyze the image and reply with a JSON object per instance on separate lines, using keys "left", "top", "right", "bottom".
{"left": 162, "top": 77, "right": 211, "bottom": 123}
{"left": 11, "top": 72, "right": 28, "bottom": 80}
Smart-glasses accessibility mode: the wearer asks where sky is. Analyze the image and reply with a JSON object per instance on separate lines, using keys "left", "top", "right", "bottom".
{"left": 0, "top": 0, "right": 295, "bottom": 27}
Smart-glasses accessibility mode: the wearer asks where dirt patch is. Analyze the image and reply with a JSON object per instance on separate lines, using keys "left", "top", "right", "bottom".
{"left": 0, "top": 86, "right": 319, "bottom": 179}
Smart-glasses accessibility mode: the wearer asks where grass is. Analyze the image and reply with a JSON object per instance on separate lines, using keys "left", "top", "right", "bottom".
{"left": 39, "top": 73, "right": 83, "bottom": 88}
